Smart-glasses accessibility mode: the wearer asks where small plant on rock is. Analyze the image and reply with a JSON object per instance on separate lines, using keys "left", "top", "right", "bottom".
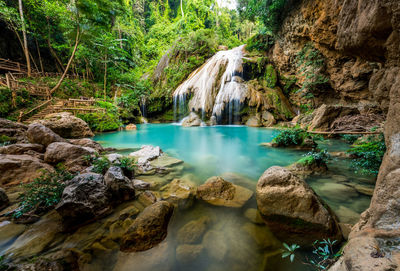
{"left": 14, "top": 169, "right": 74, "bottom": 218}
{"left": 92, "top": 156, "right": 111, "bottom": 174}
{"left": 298, "top": 149, "right": 330, "bottom": 167}
{"left": 272, "top": 128, "right": 318, "bottom": 148}
{"left": 113, "top": 156, "right": 137, "bottom": 178}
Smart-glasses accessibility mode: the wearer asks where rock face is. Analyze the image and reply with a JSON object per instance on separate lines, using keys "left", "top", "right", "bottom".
{"left": 69, "top": 138, "right": 104, "bottom": 152}
{"left": 0, "top": 188, "right": 9, "bottom": 210}
{"left": 34, "top": 112, "right": 94, "bottom": 138}
{"left": 0, "top": 118, "right": 28, "bottom": 143}
{"left": 26, "top": 123, "right": 67, "bottom": 147}
{"left": 56, "top": 173, "right": 111, "bottom": 227}
{"left": 120, "top": 201, "right": 174, "bottom": 252}
{"left": 196, "top": 176, "right": 253, "bottom": 208}
{"left": 256, "top": 166, "right": 342, "bottom": 246}
{"left": 181, "top": 112, "right": 202, "bottom": 127}
{"left": 308, "top": 104, "right": 359, "bottom": 132}
{"left": 0, "top": 154, "right": 54, "bottom": 185}
{"left": 44, "top": 142, "right": 96, "bottom": 171}
{"left": 104, "top": 166, "right": 135, "bottom": 201}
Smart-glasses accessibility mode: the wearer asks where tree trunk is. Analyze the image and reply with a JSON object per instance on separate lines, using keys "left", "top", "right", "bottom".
{"left": 35, "top": 38, "right": 44, "bottom": 73}
{"left": 50, "top": 25, "right": 80, "bottom": 94}
{"left": 103, "top": 54, "right": 107, "bottom": 101}
{"left": 18, "top": 0, "right": 31, "bottom": 76}
{"left": 180, "top": 0, "right": 184, "bottom": 17}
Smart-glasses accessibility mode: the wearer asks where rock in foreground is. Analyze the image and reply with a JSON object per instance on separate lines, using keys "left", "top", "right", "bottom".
{"left": 56, "top": 173, "right": 111, "bottom": 228}
{"left": 120, "top": 201, "right": 173, "bottom": 252}
{"left": 26, "top": 123, "right": 67, "bottom": 147}
{"left": 34, "top": 112, "right": 94, "bottom": 138}
{"left": 197, "top": 176, "right": 253, "bottom": 208}
{"left": 256, "top": 166, "right": 342, "bottom": 246}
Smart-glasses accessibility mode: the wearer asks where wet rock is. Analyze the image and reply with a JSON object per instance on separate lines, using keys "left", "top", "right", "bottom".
{"left": 56, "top": 173, "right": 111, "bottom": 228}
{"left": 4, "top": 211, "right": 62, "bottom": 259}
{"left": 137, "top": 191, "right": 159, "bottom": 207}
{"left": 44, "top": 142, "right": 96, "bottom": 172}
{"left": 69, "top": 138, "right": 104, "bottom": 152}
{"left": 34, "top": 112, "right": 94, "bottom": 138}
{"left": 150, "top": 155, "right": 183, "bottom": 168}
{"left": 160, "top": 179, "right": 196, "bottom": 209}
{"left": 120, "top": 201, "right": 174, "bottom": 252}
{"left": 335, "top": 206, "right": 360, "bottom": 224}
{"left": 0, "top": 143, "right": 45, "bottom": 155}
{"left": 261, "top": 111, "right": 276, "bottom": 127}
{"left": 246, "top": 115, "right": 262, "bottom": 127}
{"left": 182, "top": 112, "right": 202, "bottom": 127}
{"left": 126, "top": 124, "right": 137, "bottom": 130}
{"left": 129, "top": 145, "right": 163, "bottom": 164}
{"left": 104, "top": 166, "right": 135, "bottom": 201}
{"left": 177, "top": 216, "right": 210, "bottom": 244}
{"left": 0, "top": 221, "right": 26, "bottom": 248}
{"left": 132, "top": 179, "right": 151, "bottom": 190}
{"left": 339, "top": 223, "right": 353, "bottom": 240}
{"left": 196, "top": 176, "right": 253, "bottom": 208}
{"left": 244, "top": 208, "right": 264, "bottom": 225}
{"left": 0, "top": 154, "right": 54, "bottom": 185}
{"left": 256, "top": 166, "right": 342, "bottom": 246}
{"left": 0, "top": 188, "right": 9, "bottom": 211}
{"left": 137, "top": 175, "right": 169, "bottom": 190}
{"left": 176, "top": 244, "right": 204, "bottom": 264}
{"left": 26, "top": 123, "right": 67, "bottom": 147}
{"left": 114, "top": 241, "right": 174, "bottom": 271}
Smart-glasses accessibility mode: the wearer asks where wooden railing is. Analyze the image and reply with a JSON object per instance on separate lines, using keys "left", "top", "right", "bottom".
{"left": 18, "top": 99, "right": 53, "bottom": 122}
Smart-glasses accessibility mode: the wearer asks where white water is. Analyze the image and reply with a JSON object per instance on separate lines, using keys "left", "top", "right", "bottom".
{"left": 173, "top": 45, "right": 248, "bottom": 124}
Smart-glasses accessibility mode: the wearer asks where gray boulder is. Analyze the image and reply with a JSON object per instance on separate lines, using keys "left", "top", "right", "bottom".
{"left": 104, "top": 166, "right": 135, "bottom": 201}
{"left": 27, "top": 123, "right": 67, "bottom": 147}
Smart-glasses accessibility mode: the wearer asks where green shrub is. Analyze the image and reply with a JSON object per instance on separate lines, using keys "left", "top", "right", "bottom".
{"left": 298, "top": 149, "right": 329, "bottom": 167}
{"left": 92, "top": 156, "right": 111, "bottom": 175}
{"left": 113, "top": 156, "right": 137, "bottom": 178}
{"left": 341, "top": 134, "right": 361, "bottom": 144}
{"left": 348, "top": 134, "right": 386, "bottom": 175}
{"left": 78, "top": 112, "right": 122, "bottom": 132}
{"left": 14, "top": 169, "right": 74, "bottom": 218}
{"left": 272, "top": 128, "right": 319, "bottom": 147}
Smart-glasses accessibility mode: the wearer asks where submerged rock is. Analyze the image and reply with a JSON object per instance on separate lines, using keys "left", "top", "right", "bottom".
{"left": 34, "top": 112, "right": 94, "bottom": 138}
{"left": 182, "top": 112, "right": 202, "bottom": 127}
{"left": 177, "top": 216, "right": 210, "bottom": 244}
{"left": 256, "top": 166, "right": 342, "bottom": 246}
{"left": 120, "top": 201, "right": 174, "bottom": 252}
{"left": 26, "top": 123, "right": 67, "bottom": 147}
{"left": 56, "top": 173, "right": 111, "bottom": 228}
{"left": 196, "top": 176, "right": 253, "bottom": 208}
{"left": 0, "top": 154, "right": 54, "bottom": 185}
{"left": 160, "top": 179, "right": 196, "bottom": 209}
{"left": 176, "top": 244, "right": 204, "bottom": 264}
{"left": 0, "top": 188, "right": 9, "bottom": 211}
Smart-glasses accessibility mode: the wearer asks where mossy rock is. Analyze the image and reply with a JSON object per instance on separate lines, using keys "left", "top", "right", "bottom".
{"left": 264, "top": 87, "right": 295, "bottom": 119}
{"left": 265, "top": 64, "right": 277, "bottom": 88}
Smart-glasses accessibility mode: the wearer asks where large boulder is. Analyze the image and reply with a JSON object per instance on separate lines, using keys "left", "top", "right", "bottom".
{"left": 34, "top": 112, "right": 94, "bottom": 139}
{"left": 256, "top": 166, "right": 342, "bottom": 246}
{"left": 44, "top": 142, "right": 96, "bottom": 171}
{"left": 56, "top": 173, "right": 111, "bottom": 227}
{"left": 182, "top": 112, "right": 202, "bottom": 127}
{"left": 196, "top": 176, "right": 253, "bottom": 208}
{"left": 0, "top": 154, "right": 54, "bottom": 185}
{"left": 26, "top": 123, "right": 67, "bottom": 147}
{"left": 308, "top": 104, "right": 359, "bottom": 132}
{"left": 104, "top": 166, "right": 135, "bottom": 201}
{"left": 0, "top": 143, "right": 45, "bottom": 155}
{"left": 0, "top": 188, "right": 9, "bottom": 210}
{"left": 261, "top": 111, "right": 276, "bottom": 127}
{"left": 120, "top": 201, "right": 174, "bottom": 252}
{"left": 69, "top": 138, "right": 104, "bottom": 152}
{"left": 246, "top": 115, "right": 262, "bottom": 127}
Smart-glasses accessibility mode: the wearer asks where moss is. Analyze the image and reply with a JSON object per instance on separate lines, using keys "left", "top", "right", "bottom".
{"left": 265, "top": 64, "right": 278, "bottom": 88}
{"left": 264, "top": 87, "right": 294, "bottom": 119}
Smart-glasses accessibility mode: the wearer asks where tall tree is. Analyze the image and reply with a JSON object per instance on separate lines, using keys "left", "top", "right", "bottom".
{"left": 18, "top": 0, "right": 31, "bottom": 76}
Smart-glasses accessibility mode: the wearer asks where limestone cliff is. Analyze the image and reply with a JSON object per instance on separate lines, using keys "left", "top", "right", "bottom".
{"left": 270, "top": 0, "right": 400, "bottom": 269}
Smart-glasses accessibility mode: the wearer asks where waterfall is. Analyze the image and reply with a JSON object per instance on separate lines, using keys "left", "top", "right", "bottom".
{"left": 140, "top": 97, "right": 147, "bottom": 118}
{"left": 173, "top": 45, "right": 248, "bottom": 124}
{"left": 173, "top": 93, "right": 187, "bottom": 122}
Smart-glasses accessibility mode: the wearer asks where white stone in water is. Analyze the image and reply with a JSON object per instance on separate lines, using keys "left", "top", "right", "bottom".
{"left": 173, "top": 45, "right": 248, "bottom": 119}
{"left": 129, "top": 145, "right": 163, "bottom": 164}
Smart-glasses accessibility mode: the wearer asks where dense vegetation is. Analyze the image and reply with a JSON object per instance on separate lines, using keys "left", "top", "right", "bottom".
{"left": 271, "top": 128, "right": 318, "bottom": 148}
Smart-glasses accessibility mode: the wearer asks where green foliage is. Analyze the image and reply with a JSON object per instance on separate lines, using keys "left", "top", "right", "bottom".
{"left": 298, "top": 149, "right": 329, "bottom": 167}
{"left": 114, "top": 156, "right": 137, "bottom": 172}
{"left": 0, "top": 88, "right": 36, "bottom": 119}
{"left": 0, "top": 135, "right": 15, "bottom": 145}
{"left": 0, "top": 255, "right": 7, "bottom": 271}
{"left": 348, "top": 134, "right": 386, "bottom": 175}
{"left": 78, "top": 111, "right": 122, "bottom": 132}
{"left": 341, "top": 134, "right": 361, "bottom": 144}
{"left": 272, "top": 128, "right": 315, "bottom": 147}
{"left": 245, "top": 33, "right": 275, "bottom": 52}
{"left": 91, "top": 156, "right": 111, "bottom": 175}
{"left": 282, "top": 239, "right": 342, "bottom": 270}
{"left": 14, "top": 169, "right": 74, "bottom": 218}
{"left": 295, "top": 43, "right": 329, "bottom": 98}
{"left": 265, "top": 64, "right": 277, "bottom": 88}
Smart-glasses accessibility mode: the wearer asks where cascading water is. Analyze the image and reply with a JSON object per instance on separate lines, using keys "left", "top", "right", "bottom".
{"left": 140, "top": 97, "right": 147, "bottom": 118}
{"left": 173, "top": 45, "right": 248, "bottom": 124}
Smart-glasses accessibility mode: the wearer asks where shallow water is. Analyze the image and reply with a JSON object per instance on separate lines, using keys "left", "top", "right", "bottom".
{"left": 92, "top": 124, "right": 376, "bottom": 270}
